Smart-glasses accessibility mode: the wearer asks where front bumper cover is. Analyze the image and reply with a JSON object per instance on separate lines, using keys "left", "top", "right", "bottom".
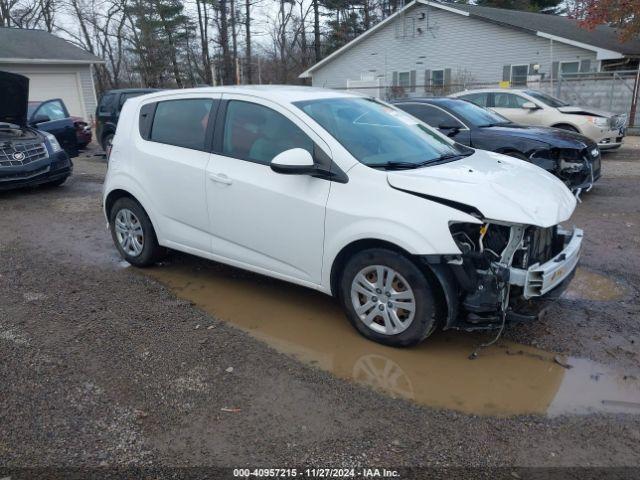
{"left": 509, "top": 228, "right": 583, "bottom": 299}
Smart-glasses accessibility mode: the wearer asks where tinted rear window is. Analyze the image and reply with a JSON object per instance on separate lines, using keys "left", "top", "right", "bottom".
{"left": 150, "top": 99, "right": 213, "bottom": 151}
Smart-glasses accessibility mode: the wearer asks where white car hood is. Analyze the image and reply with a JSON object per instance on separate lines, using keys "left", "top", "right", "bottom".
{"left": 557, "top": 105, "right": 614, "bottom": 117}
{"left": 386, "top": 151, "right": 576, "bottom": 228}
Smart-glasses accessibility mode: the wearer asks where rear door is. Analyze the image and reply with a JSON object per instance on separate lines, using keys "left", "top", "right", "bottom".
{"left": 205, "top": 94, "right": 331, "bottom": 285}
{"left": 134, "top": 94, "right": 220, "bottom": 252}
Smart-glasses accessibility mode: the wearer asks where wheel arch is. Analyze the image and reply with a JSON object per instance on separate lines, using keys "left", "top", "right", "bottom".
{"left": 551, "top": 122, "right": 580, "bottom": 132}
{"left": 328, "top": 238, "right": 453, "bottom": 328}
{"left": 104, "top": 188, "right": 161, "bottom": 240}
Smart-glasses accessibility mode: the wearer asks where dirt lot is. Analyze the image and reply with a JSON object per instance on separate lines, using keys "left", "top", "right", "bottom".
{"left": 1, "top": 140, "right": 639, "bottom": 475}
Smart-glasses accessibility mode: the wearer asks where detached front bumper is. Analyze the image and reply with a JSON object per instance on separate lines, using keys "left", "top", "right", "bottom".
{"left": 509, "top": 228, "right": 582, "bottom": 299}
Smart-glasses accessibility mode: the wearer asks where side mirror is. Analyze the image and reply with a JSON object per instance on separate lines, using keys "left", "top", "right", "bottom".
{"left": 31, "top": 114, "right": 51, "bottom": 125}
{"left": 438, "top": 125, "right": 461, "bottom": 137}
{"left": 521, "top": 102, "right": 539, "bottom": 110}
{"left": 270, "top": 148, "right": 316, "bottom": 175}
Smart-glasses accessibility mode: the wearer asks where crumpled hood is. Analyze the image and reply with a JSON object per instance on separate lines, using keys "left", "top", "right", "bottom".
{"left": 486, "top": 124, "right": 594, "bottom": 149}
{"left": 387, "top": 151, "right": 576, "bottom": 228}
{"left": 0, "top": 71, "right": 29, "bottom": 126}
{"left": 557, "top": 105, "right": 614, "bottom": 117}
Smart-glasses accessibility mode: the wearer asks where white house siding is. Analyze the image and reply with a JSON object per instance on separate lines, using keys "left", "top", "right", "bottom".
{"left": 0, "top": 63, "right": 97, "bottom": 120}
{"left": 309, "top": 5, "right": 598, "bottom": 92}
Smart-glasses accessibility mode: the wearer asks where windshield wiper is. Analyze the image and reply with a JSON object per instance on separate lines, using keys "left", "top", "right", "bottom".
{"left": 373, "top": 161, "right": 428, "bottom": 170}
{"left": 480, "top": 121, "right": 512, "bottom": 127}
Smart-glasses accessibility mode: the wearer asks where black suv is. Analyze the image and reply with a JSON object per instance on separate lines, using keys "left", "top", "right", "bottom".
{"left": 96, "top": 88, "right": 159, "bottom": 151}
{"left": 0, "top": 71, "right": 72, "bottom": 191}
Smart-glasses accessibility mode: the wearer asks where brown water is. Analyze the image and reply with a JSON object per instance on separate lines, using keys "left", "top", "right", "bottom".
{"left": 564, "top": 268, "right": 629, "bottom": 302}
{"left": 145, "top": 260, "right": 640, "bottom": 417}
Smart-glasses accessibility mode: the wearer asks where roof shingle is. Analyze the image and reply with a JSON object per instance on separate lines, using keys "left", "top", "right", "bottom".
{"left": 0, "top": 27, "right": 103, "bottom": 63}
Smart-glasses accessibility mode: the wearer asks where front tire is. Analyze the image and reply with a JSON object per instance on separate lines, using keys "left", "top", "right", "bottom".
{"left": 339, "top": 248, "right": 439, "bottom": 347}
{"left": 109, "top": 197, "right": 165, "bottom": 267}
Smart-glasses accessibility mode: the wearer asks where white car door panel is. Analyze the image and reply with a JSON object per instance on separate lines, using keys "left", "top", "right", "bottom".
{"left": 205, "top": 95, "right": 331, "bottom": 284}
{"left": 134, "top": 94, "right": 220, "bottom": 251}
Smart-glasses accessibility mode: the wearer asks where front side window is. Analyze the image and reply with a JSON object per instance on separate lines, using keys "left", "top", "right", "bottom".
{"left": 36, "top": 100, "right": 67, "bottom": 121}
{"left": 150, "top": 98, "right": 213, "bottom": 151}
{"left": 295, "top": 97, "right": 467, "bottom": 169}
{"left": 493, "top": 93, "right": 528, "bottom": 109}
{"left": 397, "top": 103, "right": 462, "bottom": 129}
{"left": 222, "top": 100, "right": 313, "bottom": 165}
{"left": 431, "top": 70, "right": 444, "bottom": 88}
{"left": 525, "top": 90, "right": 568, "bottom": 108}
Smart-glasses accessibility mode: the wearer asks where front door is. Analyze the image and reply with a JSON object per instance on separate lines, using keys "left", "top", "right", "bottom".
{"left": 205, "top": 95, "right": 331, "bottom": 285}
{"left": 491, "top": 92, "right": 543, "bottom": 126}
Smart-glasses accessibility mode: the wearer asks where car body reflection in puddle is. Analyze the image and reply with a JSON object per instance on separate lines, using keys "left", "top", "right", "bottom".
{"left": 145, "top": 259, "right": 640, "bottom": 417}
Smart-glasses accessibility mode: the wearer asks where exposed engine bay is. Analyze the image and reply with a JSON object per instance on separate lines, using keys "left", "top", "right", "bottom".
{"left": 530, "top": 146, "right": 601, "bottom": 197}
{"left": 445, "top": 221, "right": 579, "bottom": 328}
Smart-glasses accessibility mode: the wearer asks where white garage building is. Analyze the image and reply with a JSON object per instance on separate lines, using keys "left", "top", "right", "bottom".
{"left": 0, "top": 27, "right": 103, "bottom": 121}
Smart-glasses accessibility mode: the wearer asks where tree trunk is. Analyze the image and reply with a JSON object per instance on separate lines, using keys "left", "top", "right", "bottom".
{"left": 219, "top": 0, "right": 234, "bottom": 85}
{"left": 245, "top": 0, "right": 252, "bottom": 83}
{"left": 313, "top": 0, "right": 321, "bottom": 62}
{"left": 196, "top": 0, "right": 212, "bottom": 84}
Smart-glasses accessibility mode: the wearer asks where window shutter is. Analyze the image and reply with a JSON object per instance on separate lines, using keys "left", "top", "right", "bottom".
{"left": 552, "top": 61, "right": 559, "bottom": 80}
{"left": 410, "top": 70, "right": 416, "bottom": 92}
{"left": 392, "top": 71, "right": 398, "bottom": 87}
{"left": 444, "top": 68, "right": 452, "bottom": 87}
{"left": 580, "top": 59, "right": 591, "bottom": 73}
{"left": 424, "top": 69, "right": 431, "bottom": 92}
{"left": 502, "top": 65, "right": 511, "bottom": 82}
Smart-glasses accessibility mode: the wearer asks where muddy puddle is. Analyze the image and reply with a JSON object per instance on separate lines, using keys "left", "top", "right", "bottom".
{"left": 563, "top": 268, "right": 629, "bottom": 302}
{"left": 145, "top": 260, "right": 640, "bottom": 417}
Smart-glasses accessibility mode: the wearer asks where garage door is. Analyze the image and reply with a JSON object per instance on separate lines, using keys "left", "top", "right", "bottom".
{"left": 25, "top": 73, "right": 84, "bottom": 118}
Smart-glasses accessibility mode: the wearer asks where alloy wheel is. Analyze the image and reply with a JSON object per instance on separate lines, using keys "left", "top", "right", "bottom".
{"left": 114, "top": 208, "right": 144, "bottom": 257}
{"left": 350, "top": 265, "right": 416, "bottom": 335}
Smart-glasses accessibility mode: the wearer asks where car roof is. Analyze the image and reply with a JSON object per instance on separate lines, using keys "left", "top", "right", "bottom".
{"left": 392, "top": 97, "right": 464, "bottom": 107}
{"left": 452, "top": 88, "right": 527, "bottom": 95}
{"left": 131, "top": 85, "right": 360, "bottom": 105}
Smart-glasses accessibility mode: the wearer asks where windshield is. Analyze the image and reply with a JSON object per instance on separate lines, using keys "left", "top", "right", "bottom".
{"left": 446, "top": 100, "right": 511, "bottom": 127}
{"left": 294, "top": 97, "right": 466, "bottom": 168}
{"left": 525, "top": 90, "right": 568, "bottom": 108}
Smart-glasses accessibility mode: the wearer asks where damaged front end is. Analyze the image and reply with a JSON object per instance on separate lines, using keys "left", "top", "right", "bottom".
{"left": 436, "top": 222, "right": 582, "bottom": 330}
{"left": 530, "top": 146, "right": 601, "bottom": 198}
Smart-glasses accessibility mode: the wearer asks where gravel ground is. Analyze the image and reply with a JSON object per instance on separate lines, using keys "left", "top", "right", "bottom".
{"left": 0, "top": 142, "right": 639, "bottom": 475}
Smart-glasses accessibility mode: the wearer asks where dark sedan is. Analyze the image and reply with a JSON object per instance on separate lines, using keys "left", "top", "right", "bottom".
{"left": 28, "top": 99, "right": 81, "bottom": 158}
{"left": 392, "top": 97, "right": 601, "bottom": 192}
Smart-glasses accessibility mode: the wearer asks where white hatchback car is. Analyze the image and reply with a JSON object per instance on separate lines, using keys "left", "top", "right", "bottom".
{"left": 450, "top": 88, "right": 626, "bottom": 150}
{"left": 103, "top": 86, "right": 582, "bottom": 347}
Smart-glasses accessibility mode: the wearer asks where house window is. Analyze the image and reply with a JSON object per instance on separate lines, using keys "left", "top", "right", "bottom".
{"left": 395, "top": 16, "right": 415, "bottom": 38}
{"left": 431, "top": 70, "right": 444, "bottom": 88}
{"left": 510, "top": 65, "right": 529, "bottom": 87}
{"left": 560, "top": 61, "right": 580, "bottom": 75}
{"left": 398, "top": 71, "right": 411, "bottom": 88}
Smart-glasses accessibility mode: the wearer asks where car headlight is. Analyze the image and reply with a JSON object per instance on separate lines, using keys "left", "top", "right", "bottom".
{"left": 43, "top": 132, "right": 62, "bottom": 153}
{"left": 588, "top": 116, "right": 609, "bottom": 128}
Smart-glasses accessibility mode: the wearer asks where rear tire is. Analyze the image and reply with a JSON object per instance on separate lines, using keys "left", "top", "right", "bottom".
{"left": 339, "top": 248, "right": 439, "bottom": 347}
{"left": 109, "top": 197, "right": 165, "bottom": 267}
{"left": 101, "top": 133, "right": 114, "bottom": 153}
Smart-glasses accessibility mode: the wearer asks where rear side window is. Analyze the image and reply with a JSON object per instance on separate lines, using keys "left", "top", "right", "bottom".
{"left": 459, "top": 92, "right": 489, "bottom": 107}
{"left": 493, "top": 93, "right": 528, "bottom": 109}
{"left": 221, "top": 100, "right": 313, "bottom": 165}
{"left": 150, "top": 99, "right": 214, "bottom": 151}
{"left": 397, "top": 104, "right": 462, "bottom": 129}
{"left": 99, "top": 93, "right": 116, "bottom": 114}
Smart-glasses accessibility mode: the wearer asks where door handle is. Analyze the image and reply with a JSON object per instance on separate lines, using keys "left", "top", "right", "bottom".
{"left": 208, "top": 173, "right": 233, "bottom": 185}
